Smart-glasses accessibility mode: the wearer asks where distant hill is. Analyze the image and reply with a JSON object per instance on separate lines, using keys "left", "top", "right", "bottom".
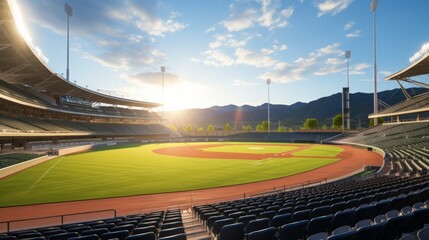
{"left": 166, "top": 88, "right": 428, "bottom": 129}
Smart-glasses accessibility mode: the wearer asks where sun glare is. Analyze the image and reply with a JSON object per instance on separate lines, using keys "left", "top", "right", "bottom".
{"left": 164, "top": 81, "right": 206, "bottom": 111}
{"left": 8, "top": 0, "right": 49, "bottom": 63}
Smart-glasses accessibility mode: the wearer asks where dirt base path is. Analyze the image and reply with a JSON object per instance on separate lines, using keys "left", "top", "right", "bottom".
{"left": 0, "top": 145, "right": 383, "bottom": 226}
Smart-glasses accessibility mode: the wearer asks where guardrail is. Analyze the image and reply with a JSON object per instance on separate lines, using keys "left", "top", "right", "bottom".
{"left": 0, "top": 209, "right": 116, "bottom": 233}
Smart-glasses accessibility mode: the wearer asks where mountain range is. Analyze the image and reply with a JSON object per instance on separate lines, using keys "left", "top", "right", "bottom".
{"left": 166, "top": 88, "right": 428, "bottom": 129}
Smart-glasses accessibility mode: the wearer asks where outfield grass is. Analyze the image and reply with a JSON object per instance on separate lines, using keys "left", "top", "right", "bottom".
{"left": 203, "top": 144, "right": 299, "bottom": 154}
{"left": 0, "top": 142, "right": 343, "bottom": 207}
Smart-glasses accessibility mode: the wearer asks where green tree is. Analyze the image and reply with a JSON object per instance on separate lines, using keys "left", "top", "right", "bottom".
{"left": 286, "top": 127, "right": 293, "bottom": 132}
{"left": 242, "top": 125, "right": 252, "bottom": 132}
{"left": 303, "top": 118, "right": 318, "bottom": 129}
{"left": 197, "top": 127, "right": 204, "bottom": 136}
{"left": 332, "top": 114, "right": 342, "bottom": 129}
{"left": 261, "top": 121, "right": 269, "bottom": 131}
{"left": 369, "top": 117, "right": 384, "bottom": 126}
{"left": 278, "top": 125, "right": 285, "bottom": 132}
{"left": 224, "top": 123, "right": 232, "bottom": 135}
{"left": 184, "top": 124, "right": 194, "bottom": 135}
{"left": 207, "top": 124, "right": 215, "bottom": 136}
{"left": 322, "top": 124, "right": 328, "bottom": 130}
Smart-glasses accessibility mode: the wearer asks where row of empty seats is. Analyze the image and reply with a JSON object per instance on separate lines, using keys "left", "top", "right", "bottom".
{"left": 193, "top": 175, "right": 429, "bottom": 239}
{"left": 0, "top": 209, "right": 187, "bottom": 240}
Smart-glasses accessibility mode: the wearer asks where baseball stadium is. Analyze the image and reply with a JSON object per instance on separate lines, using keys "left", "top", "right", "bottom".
{"left": 0, "top": 0, "right": 429, "bottom": 240}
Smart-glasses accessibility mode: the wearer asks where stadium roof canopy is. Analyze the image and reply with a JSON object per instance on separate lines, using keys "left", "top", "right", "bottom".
{"left": 0, "top": 0, "right": 160, "bottom": 108}
{"left": 385, "top": 53, "right": 429, "bottom": 90}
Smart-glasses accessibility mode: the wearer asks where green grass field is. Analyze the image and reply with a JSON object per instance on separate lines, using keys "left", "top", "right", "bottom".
{"left": 0, "top": 142, "right": 343, "bottom": 207}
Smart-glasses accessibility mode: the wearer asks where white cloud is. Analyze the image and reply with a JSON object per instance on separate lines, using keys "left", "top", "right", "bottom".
{"left": 344, "top": 21, "right": 355, "bottom": 30}
{"left": 235, "top": 48, "right": 276, "bottom": 68}
{"left": 262, "top": 42, "right": 364, "bottom": 83}
{"left": 202, "top": 50, "right": 235, "bottom": 67}
{"left": 315, "top": 0, "right": 353, "bottom": 17}
{"left": 380, "top": 71, "right": 393, "bottom": 77}
{"left": 346, "top": 30, "right": 361, "bottom": 38}
{"left": 232, "top": 79, "right": 257, "bottom": 86}
{"left": 209, "top": 34, "right": 248, "bottom": 49}
{"left": 223, "top": 8, "right": 258, "bottom": 32}
{"left": 223, "top": 0, "right": 294, "bottom": 32}
{"left": 205, "top": 27, "right": 216, "bottom": 33}
{"left": 126, "top": 72, "right": 180, "bottom": 86}
{"left": 350, "top": 63, "right": 370, "bottom": 75}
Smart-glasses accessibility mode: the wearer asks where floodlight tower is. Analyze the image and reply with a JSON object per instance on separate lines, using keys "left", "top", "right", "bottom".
{"left": 266, "top": 78, "right": 271, "bottom": 132}
{"left": 161, "top": 66, "right": 165, "bottom": 121}
{"left": 371, "top": 0, "right": 378, "bottom": 125}
{"left": 64, "top": 2, "right": 72, "bottom": 81}
{"left": 344, "top": 50, "right": 351, "bottom": 130}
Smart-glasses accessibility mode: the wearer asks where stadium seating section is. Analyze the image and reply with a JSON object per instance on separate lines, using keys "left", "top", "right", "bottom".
{"left": 0, "top": 153, "right": 44, "bottom": 169}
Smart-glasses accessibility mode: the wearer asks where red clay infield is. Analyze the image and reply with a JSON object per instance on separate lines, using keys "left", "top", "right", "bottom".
{"left": 0, "top": 144, "right": 383, "bottom": 228}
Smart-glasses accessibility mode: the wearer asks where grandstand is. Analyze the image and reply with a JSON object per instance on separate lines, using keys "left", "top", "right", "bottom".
{"left": 0, "top": 0, "right": 178, "bottom": 152}
{"left": 1, "top": 0, "right": 429, "bottom": 239}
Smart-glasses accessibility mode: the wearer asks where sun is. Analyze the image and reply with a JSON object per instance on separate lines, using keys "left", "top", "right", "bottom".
{"left": 164, "top": 81, "right": 208, "bottom": 111}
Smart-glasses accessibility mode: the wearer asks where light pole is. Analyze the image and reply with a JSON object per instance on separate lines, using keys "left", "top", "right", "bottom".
{"left": 266, "top": 78, "right": 271, "bottom": 132}
{"left": 345, "top": 50, "right": 351, "bottom": 130}
{"left": 161, "top": 66, "right": 165, "bottom": 121}
{"left": 371, "top": 0, "right": 378, "bottom": 125}
{"left": 64, "top": 2, "right": 72, "bottom": 81}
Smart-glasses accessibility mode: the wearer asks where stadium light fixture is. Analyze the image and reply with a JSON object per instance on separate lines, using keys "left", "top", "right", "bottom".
{"left": 64, "top": 2, "right": 72, "bottom": 81}
{"left": 371, "top": 0, "right": 378, "bottom": 125}
{"left": 161, "top": 66, "right": 165, "bottom": 121}
{"left": 266, "top": 78, "right": 271, "bottom": 132}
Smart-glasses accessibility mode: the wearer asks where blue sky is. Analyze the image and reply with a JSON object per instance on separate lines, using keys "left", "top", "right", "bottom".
{"left": 11, "top": 0, "right": 429, "bottom": 110}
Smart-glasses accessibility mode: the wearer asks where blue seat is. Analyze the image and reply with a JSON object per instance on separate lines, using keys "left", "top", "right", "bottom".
{"left": 218, "top": 223, "right": 244, "bottom": 240}
{"left": 383, "top": 213, "right": 413, "bottom": 239}
{"left": 212, "top": 218, "right": 234, "bottom": 236}
{"left": 17, "top": 232, "right": 42, "bottom": 239}
{"left": 159, "top": 227, "right": 185, "bottom": 239}
{"left": 307, "top": 232, "right": 329, "bottom": 240}
{"left": 81, "top": 228, "right": 109, "bottom": 237}
{"left": 100, "top": 230, "right": 130, "bottom": 240}
{"left": 354, "top": 222, "right": 385, "bottom": 240}
{"left": 404, "top": 207, "right": 429, "bottom": 233}
{"left": 49, "top": 232, "right": 79, "bottom": 240}
{"left": 246, "top": 227, "right": 276, "bottom": 240}
{"left": 93, "top": 223, "right": 115, "bottom": 230}
{"left": 69, "top": 235, "right": 99, "bottom": 240}
{"left": 418, "top": 226, "right": 429, "bottom": 240}
{"left": 134, "top": 226, "right": 157, "bottom": 234}
{"left": 278, "top": 207, "right": 293, "bottom": 215}
{"left": 125, "top": 232, "right": 156, "bottom": 240}
{"left": 270, "top": 213, "right": 291, "bottom": 228}
{"left": 238, "top": 215, "right": 257, "bottom": 227}
{"left": 43, "top": 230, "right": 66, "bottom": 237}
{"left": 161, "top": 221, "right": 183, "bottom": 230}
{"left": 312, "top": 205, "right": 331, "bottom": 218}
{"left": 158, "top": 233, "right": 187, "bottom": 240}
{"left": 259, "top": 210, "right": 276, "bottom": 220}
{"left": 245, "top": 218, "right": 270, "bottom": 234}
{"left": 307, "top": 214, "right": 333, "bottom": 236}
{"left": 111, "top": 224, "right": 136, "bottom": 232}
{"left": 206, "top": 215, "right": 225, "bottom": 229}
{"left": 277, "top": 220, "right": 308, "bottom": 240}
{"left": 351, "top": 205, "right": 374, "bottom": 225}
{"left": 67, "top": 226, "right": 91, "bottom": 234}
{"left": 330, "top": 209, "right": 354, "bottom": 231}
{"left": 326, "top": 230, "right": 356, "bottom": 240}
{"left": 291, "top": 209, "right": 311, "bottom": 222}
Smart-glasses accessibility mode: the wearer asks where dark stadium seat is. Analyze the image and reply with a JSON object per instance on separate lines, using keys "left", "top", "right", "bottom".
{"left": 307, "top": 232, "right": 329, "bottom": 240}
{"left": 418, "top": 226, "right": 429, "bottom": 240}
{"left": 49, "top": 232, "right": 79, "bottom": 240}
{"left": 81, "top": 228, "right": 109, "bottom": 237}
{"left": 100, "top": 230, "right": 130, "bottom": 240}
{"left": 158, "top": 227, "right": 185, "bottom": 239}
{"left": 67, "top": 226, "right": 91, "bottom": 234}
{"left": 237, "top": 214, "right": 257, "bottom": 227}
{"left": 245, "top": 218, "right": 270, "bottom": 234}
{"left": 16, "top": 232, "right": 42, "bottom": 239}
{"left": 161, "top": 221, "right": 183, "bottom": 230}
{"left": 206, "top": 215, "right": 226, "bottom": 230}
{"left": 326, "top": 230, "right": 356, "bottom": 240}
{"left": 246, "top": 227, "right": 277, "bottom": 240}
{"left": 330, "top": 209, "right": 354, "bottom": 231}
{"left": 93, "top": 223, "right": 115, "bottom": 230}
{"left": 291, "top": 209, "right": 311, "bottom": 222}
{"left": 43, "top": 229, "right": 66, "bottom": 238}
{"left": 277, "top": 220, "right": 308, "bottom": 240}
{"left": 270, "top": 213, "right": 292, "bottom": 228}
{"left": 68, "top": 235, "right": 99, "bottom": 240}
{"left": 132, "top": 226, "right": 157, "bottom": 235}
{"left": 354, "top": 222, "right": 385, "bottom": 240}
{"left": 111, "top": 224, "right": 136, "bottom": 232}
{"left": 0, "top": 236, "right": 15, "bottom": 240}
{"left": 306, "top": 214, "right": 333, "bottom": 236}
{"left": 311, "top": 205, "right": 331, "bottom": 218}
{"left": 158, "top": 233, "right": 187, "bottom": 240}
{"left": 125, "top": 232, "right": 156, "bottom": 240}
{"left": 218, "top": 222, "right": 244, "bottom": 240}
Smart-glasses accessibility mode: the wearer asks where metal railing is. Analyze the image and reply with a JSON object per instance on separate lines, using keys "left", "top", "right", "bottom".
{"left": 0, "top": 209, "right": 116, "bottom": 233}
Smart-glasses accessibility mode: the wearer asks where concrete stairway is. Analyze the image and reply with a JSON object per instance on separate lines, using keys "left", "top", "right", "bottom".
{"left": 182, "top": 211, "right": 210, "bottom": 240}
